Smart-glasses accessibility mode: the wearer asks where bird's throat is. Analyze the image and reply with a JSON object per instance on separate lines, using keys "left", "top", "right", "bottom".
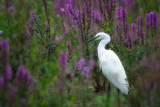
{"left": 98, "top": 39, "right": 109, "bottom": 57}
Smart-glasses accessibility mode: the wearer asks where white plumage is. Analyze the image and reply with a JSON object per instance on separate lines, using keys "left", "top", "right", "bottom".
{"left": 93, "top": 32, "right": 129, "bottom": 95}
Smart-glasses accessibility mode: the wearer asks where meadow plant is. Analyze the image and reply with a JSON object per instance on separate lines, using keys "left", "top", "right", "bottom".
{"left": 0, "top": 0, "right": 160, "bottom": 106}
{"left": 130, "top": 53, "right": 160, "bottom": 107}
{"left": 59, "top": 52, "right": 67, "bottom": 92}
{"left": 0, "top": 39, "right": 34, "bottom": 106}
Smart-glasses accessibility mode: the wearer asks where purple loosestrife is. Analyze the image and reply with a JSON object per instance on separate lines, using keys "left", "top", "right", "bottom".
{"left": 131, "top": 24, "right": 137, "bottom": 40}
{"left": 9, "top": 83, "right": 17, "bottom": 101}
{"left": 55, "top": 36, "right": 60, "bottom": 41}
{"left": 60, "top": 36, "right": 63, "bottom": 40}
{"left": 81, "top": 60, "right": 94, "bottom": 79}
{"left": 55, "top": 36, "right": 63, "bottom": 41}
{"left": 15, "top": 66, "right": 33, "bottom": 85}
{"left": 140, "top": 57, "right": 148, "bottom": 67}
{"left": 116, "top": 7, "right": 122, "bottom": 19}
{"left": 0, "top": 77, "right": 4, "bottom": 89}
{"left": 115, "top": 21, "right": 120, "bottom": 37}
{"left": 149, "top": 96, "right": 154, "bottom": 106}
{"left": 137, "top": 16, "right": 141, "bottom": 27}
{"left": 60, "top": 8, "right": 65, "bottom": 13}
{"left": 65, "top": 4, "right": 74, "bottom": 16}
{"left": 153, "top": 12, "right": 158, "bottom": 28}
{"left": 159, "top": 6, "right": 160, "bottom": 22}
{"left": 0, "top": 39, "right": 10, "bottom": 52}
{"left": 5, "top": 65, "right": 12, "bottom": 80}
{"left": 121, "top": 8, "right": 126, "bottom": 22}
{"left": 124, "top": 22, "right": 129, "bottom": 40}
{"left": 148, "top": 12, "right": 158, "bottom": 28}
{"left": 127, "top": 32, "right": 132, "bottom": 49}
{"left": 145, "top": 77, "right": 157, "bottom": 91}
{"left": 140, "top": 27, "right": 145, "bottom": 45}
{"left": 62, "top": 21, "right": 67, "bottom": 35}
{"left": 91, "top": 10, "right": 103, "bottom": 24}
{"left": 145, "top": 81, "right": 152, "bottom": 90}
{"left": 67, "top": 41, "right": 71, "bottom": 53}
{"left": 149, "top": 12, "right": 154, "bottom": 27}
{"left": 20, "top": 98, "right": 26, "bottom": 106}
{"left": 4, "top": 0, "right": 14, "bottom": 13}
{"left": 30, "top": 9, "right": 39, "bottom": 28}
{"left": 76, "top": 58, "right": 86, "bottom": 70}
{"left": 28, "top": 76, "right": 34, "bottom": 85}
{"left": 151, "top": 57, "right": 160, "bottom": 70}
{"left": 59, "top": 53, "right": 67, "bottom": 91}
{"left": 146, "top": 13, "right": 150, "bottom": 35}
{"left": 137, "top": 16, "right": 142, "bottom": 40}
{"left": 146, "top": 13, "right": 150, "bottom": 28}
{"left": 59, "top": 53, "right": 67, "bottom": 71}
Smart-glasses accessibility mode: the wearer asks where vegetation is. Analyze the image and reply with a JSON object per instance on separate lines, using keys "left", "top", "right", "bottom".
{"left": 0, "top": 0, "right": 160, "bottom": 106}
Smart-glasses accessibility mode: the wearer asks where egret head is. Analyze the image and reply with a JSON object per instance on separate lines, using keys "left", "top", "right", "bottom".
{"left": 95, "top": 32, "right": 110, "bottom": 41}
{"left": 85, "top": 32, "right": 111, "bottom": 44}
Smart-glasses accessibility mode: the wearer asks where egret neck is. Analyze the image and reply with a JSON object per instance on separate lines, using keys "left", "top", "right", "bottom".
{"left": 98, "top": 38, "right": 110, "bottom": 58}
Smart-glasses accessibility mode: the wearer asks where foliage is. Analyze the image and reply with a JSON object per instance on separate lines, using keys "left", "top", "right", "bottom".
{"left": 0, "top": 0, "right": 160, "bottom": 106}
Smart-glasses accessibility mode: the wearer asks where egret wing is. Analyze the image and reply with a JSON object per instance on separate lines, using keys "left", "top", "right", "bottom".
{"left": 100, "top": 50, "right": 129, "bottom": 94}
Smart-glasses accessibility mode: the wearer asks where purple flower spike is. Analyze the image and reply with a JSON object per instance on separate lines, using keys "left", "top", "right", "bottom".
{"left": 60, "top": 8, "right": 65, "bottom": 12}
{"left": 60, "top": 36, "right": 63, "bottom": 40}
{"left": 30, "top": 9, "right": 39, "bottom": 28}
{"left": 137, "top": 16, "right": 141, "bottom": 27}
{"left": 145, "top": 82, "right": 152, "bottom": 90}
{"left": 20, "top": 98, "right": 26, "bottom": 105}
{"left": 153, "top": 12, "right": 158, "bottom": 28}
{"left": 69, "top": 5, "right": 74, "bottom": 15}
{"left": 76, "top": 58, "right": 86, "bottom": 70}
{"left": 67, "top": 41, "right": 71, "bottom": 53}
{"left": 59, "top": 81, "right": 65, "bottom": 91}
{"left": 159, "top": 6, "right": 160, "bottom": 21}
{"left": 124, "top": 22, "right": 129, "bottom": 39}
{"left": 128, "top": 32, "right": 132, "bottom": 49}
{"left": 131, "top": 24, "right": 136, "bottom": 39}
{"left": 9, "top": 84, "right": 17, "bottom": 101}
{"left": 55, "top": 36, "right": 60, "bottom": 41}
{"left": 0, "top": 77, "right": 4, "bottom": 89}
{"left": 15, "top": 65, "right": 34, "bottom": 85}
{"left": 59, "top": 53, "right": 67, "bottom": 71}
{"left": 149, "top": 12, "right": 154, "bottom": 27}
{"left": 116, "top": 7, "right": 122, "bottom": 19}
{"left": 81, "top": 60, "right": 94, "bottom": 79}
{"left": 88, "top": 60, "right": 94, "bottom": 70}
{"left": 5, "top": 65, "right": 12, "bottom": 80}
{"left": 23, "top": 69, "right": 29, "bottom": 83}
{"left": 0, "top": 39, "right": 10, "bottom": 52}
{"left": 15, "top": 66, "right": 24, "bottom": 84}
{"left": 28, "top": 76, "right": 34, "bottom": 85}
{"left": 140, "top": 27, "right": 145, "bottom": 45}
{"left": 121, "top": 8, "right": 126, "bottom": 22}
{"left": 146, "top": 13, "right": 150, "bottom": 29}
{"left": 62, "top": 21, "right": 67, "bottom": 35}
{"left": 140, "top": 57, "right": 148, "bottom": 66}
{"left": 149, "top": 96, "right": 154, "bottom": 105}
{"left": 115, "top": 21, "right": 120, "bottom": 37}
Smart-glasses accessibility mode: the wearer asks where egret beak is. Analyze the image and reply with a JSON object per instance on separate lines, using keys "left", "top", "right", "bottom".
{"left": 84, "top": 36, "right": 98, "bottom": 45}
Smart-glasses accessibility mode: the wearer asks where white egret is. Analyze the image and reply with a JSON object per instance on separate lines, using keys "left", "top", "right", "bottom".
{"left": 86, "top": 32, "right": 129, "bottom": 95}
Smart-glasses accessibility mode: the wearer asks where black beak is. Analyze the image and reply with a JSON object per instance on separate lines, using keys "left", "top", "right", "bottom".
{"left": 84, "top": 36, "right": 98, "bottom": 45}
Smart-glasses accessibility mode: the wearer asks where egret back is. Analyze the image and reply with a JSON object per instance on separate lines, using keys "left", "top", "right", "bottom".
{"left": 99, "top": 50, "right": 129, "bottom": 95}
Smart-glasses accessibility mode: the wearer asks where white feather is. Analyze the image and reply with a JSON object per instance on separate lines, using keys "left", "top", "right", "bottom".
{"left": 96, "top": 32, "right": 129, "bottom": 95}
